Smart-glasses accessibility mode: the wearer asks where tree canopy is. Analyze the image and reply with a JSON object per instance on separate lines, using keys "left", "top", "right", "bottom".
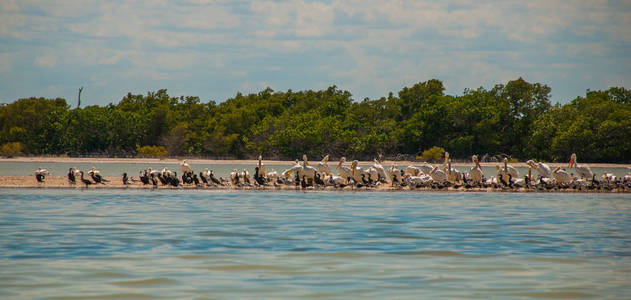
{"left": 1, "top": 79, "right": 629, "bottom": 162}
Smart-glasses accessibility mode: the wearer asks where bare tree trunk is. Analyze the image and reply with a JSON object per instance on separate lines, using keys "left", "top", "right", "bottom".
{"left": 78, "top": 86, "right": 83, "bottom": 108}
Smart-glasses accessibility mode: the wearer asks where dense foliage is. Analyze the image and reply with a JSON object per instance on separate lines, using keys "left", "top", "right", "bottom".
{"left": 1, "top": 78, "right": 629, "bottom": 162}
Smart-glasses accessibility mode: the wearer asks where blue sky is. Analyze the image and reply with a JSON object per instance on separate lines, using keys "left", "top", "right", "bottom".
{"left": 1, "top": 0, "right": 629, "bottom": 106}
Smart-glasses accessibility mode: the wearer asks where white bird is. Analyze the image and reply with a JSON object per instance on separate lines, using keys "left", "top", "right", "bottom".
{"left": 350, "top": 160, "right": 366, "bottom": 183}
{"left": 526, "top": 159, "right": 552, "bottom": 179}
{"left": 569, "top": 153, "right": 593, "bottom": 180}
{"left": 299, "top": 154, "right": 318, "bottom": 182}
{"left": 418, "top": 162, "right": 434, "bottom": 175}
{"left": 315, "top": 155, "right": 332, "bottom": 175}
{"left": 371, "top": 159, "right": 388, "bottom": 182}
{"left": 429, "top": 166, "right": 447, "bottom": 183}
{"left": 388, "top": 163, "right": 404, "bottom": 185}
{"left": 326, "top": 175, "right": 347, "bottom": 187}
{"left": 266, "top": 170, "right": 279, "bottom": 181}
{"left": 406, "top": 174, "right": 432, "bottom": 187}
{"left": 180, "top": 160, "right": 192, "bottom": 174}
{"left": 405, "top": 165, "right": 421, "bottom": 176}
{"left": 444, "top": 158, "right": 463, "bottom": 184}
{"left": 502, "top": 157, "right": 519, "bottom": 178}
{"left": 469, "top": 155, "right": 483, "bottom": 184}
{"left": 552, "top": 167, "right": 572, "bottom": 184}
{"left": 336, "top": 157, "right": 353, "bottom": 182}
{"left": 623, "top": 167, "right": 631, "bottom": 183}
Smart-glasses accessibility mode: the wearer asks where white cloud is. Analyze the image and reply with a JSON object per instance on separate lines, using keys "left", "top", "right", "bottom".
{"left": 34, "top": 54, "right": 58, "bottom": 68}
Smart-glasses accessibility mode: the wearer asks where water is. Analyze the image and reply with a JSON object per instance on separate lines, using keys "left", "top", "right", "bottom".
{"left": 1, "top": 189, "right": 630, "bottom": 298}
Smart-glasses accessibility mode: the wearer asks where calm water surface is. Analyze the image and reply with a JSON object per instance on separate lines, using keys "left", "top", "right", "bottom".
{"left": 1, "top": 189, "right": 630, "bottom": 299}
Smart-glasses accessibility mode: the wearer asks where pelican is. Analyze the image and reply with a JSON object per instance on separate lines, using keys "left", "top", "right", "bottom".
{"left": 429, "top": 166, "right": 447, "bottom": 183}
{"left": 388, "top": 163, "right": 403, "bottom": 185}
{"left": 552, "top": 167, "right": 572, "bottom": 184}
{"left": 418, "top": 162, "right": 434, "bottom": 175}
{"left": 315, "top": 155, "right": 332, "bottom": 175}
{"left": 569, "top": 153, "right": 593, "bottom": 180}
{"left": 502, "top": 157, "right": 519, "bottom": 178}
{"left": 230, "top": 169, "right": 240, "bottom": 184}
{"left": 371, "top": 158, "right": 388, "bottom": 183}
{"left": 469, "top": 155, "right": 483, "bottom": 184}
{"left": 405, "top": 165, "right": 421, "bottom": 176}
{"left": 526, "top": 159, "right": 552, "bottom": 179}
{"left": 445, "top": 158, "right": 463, "bottom": 183}
{"left": 624, "top": 167, "right": 631, "bottom": 183}
{"left": 180, "top": 160, "right": 192, "bottom": 174}
{"left": 336, "top": 157, "right": 353, "bottom": 182}
{"left": 350, "top": 160, "right": 367, "bottom": 183}
{"left": 300, "top": 154, "right": 318, "bottom": 182}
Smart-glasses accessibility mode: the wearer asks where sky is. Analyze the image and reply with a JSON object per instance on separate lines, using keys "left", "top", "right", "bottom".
{"left": 1, "top": 0, "right": 630, "bottom": 106}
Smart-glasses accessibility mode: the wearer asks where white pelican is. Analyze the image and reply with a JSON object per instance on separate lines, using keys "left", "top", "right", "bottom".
{"left": 350, "top": 160, "right": 366, "bottom": 183}
{"left": 336, "top": 157, "right": 353, "bottom": 182}
{"left": 406, "top": 174, "right": 432, "bottom": 187}
{"left": 266, "top": 170, "right": 279, "bottom": 181}
{"left": 371, "top": 159, "right": 388, "bottom": 182}
{"left": 496, "top": 165, "right": 510, "bottom": 184}
{"left": 405, "top": 165, "right": 421, "bottom": 176}
{"left": 180, "top": 160, "right": 192, "bottom": 174}
{"left": 469, "top": 155, "right": 483, "bottom": 184}
{"left": 526, "top": 159, "right": 552, "bottom": 179}
{"left": 502, "top": 157, "right": 519, "bottom": 178}
{"left": 429, "top": 166, "right": 447, "bottom": 183}
{"left": 300, "top": 154, "right": 318, "bottom": 182}
{"left": 569, "top": 153, "right": 593, "bottom": 180}
{"left": 552, "top": 167, "right": 572, "bottom": 184}
{"left": 388, "top": 163, "right": 403, "bottom": 185}
{"left": 316, "top": 155, "right": 332, "bottom": 175}
{"left": 326, "top": 175, "right": 347, "bottom": 187}
{"left": 418, "top": 162, "right": 434, "bottom": 175}
{"left": 445, "top": 158, "right": 463, "bottom": 183}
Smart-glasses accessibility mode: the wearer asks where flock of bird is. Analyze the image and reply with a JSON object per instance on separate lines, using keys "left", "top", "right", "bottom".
{"left": 33, "top": 153, "right": 631, "bottom": 192}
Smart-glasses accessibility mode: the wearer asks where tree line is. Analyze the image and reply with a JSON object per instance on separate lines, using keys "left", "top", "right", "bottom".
{"left": 1, "top": 78, "right": 630, "bottom": 162}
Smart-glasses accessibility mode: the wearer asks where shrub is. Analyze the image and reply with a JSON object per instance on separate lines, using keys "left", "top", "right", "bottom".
{"left": 136, "top": 144, "right": 168, "bottom": 158}
{"left": 0, "top": 142, "right": 23, "bottom": 157}
{"left": 419, "top": 146, "right": 445, "bottom": 162}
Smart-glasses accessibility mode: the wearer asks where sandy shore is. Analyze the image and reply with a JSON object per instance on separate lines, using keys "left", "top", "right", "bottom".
{"left": 2, "top": 156, "right": 630, "bottom": 168}
{"left": 2, "top": 175, "right": 629, "bottom": 193}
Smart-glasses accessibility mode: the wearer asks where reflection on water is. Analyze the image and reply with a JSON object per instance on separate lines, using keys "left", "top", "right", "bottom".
{"left": 0, "top": 190, "right": 630, "bottom": 298}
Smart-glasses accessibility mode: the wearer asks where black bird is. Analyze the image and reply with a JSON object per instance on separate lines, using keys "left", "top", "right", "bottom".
{"left": 192, "top": 174, "right": 201, "bottom": 186}
{"left": 139, "top": 170, "right": 150, "bottom": 185}
{"left": 90, "top": 170, "right": 106, "bottom": 184}
{"left": 254, "top": 167, "right": 267, "bottom": 185}
{"left": 122, "top": 173, "right": 131, "bottom": 185}
{"left": 314, "top": 173, "right": 325, "bottom": 186}
{"left": 199, "top": 172, "right": 209, "bottom": 185}
{"left": 150, "top": 174, "right": 158, "bottom": 187}
{"left": 301, "top": 175, "right": 309, "bottom": 189}
{"left": 79, "top": 171, "right": 92, "bottom": 187}
{"left": 209, "top": 171, "right": 222, "bottom": 185}
{"left": 67, "top": 168, "right": 76, "bottom": 184}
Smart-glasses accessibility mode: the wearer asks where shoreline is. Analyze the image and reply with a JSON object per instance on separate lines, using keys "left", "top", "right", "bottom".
{"left": 2, "top": 156, "right": 630, "bottom": 168}
{"left": 3, "top": 176, "right": 629, "bottom": 193}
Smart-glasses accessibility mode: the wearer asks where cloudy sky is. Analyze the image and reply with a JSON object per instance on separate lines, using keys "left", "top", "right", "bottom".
{"left": 1, "top": 0, "right": 629, "bottom": 106}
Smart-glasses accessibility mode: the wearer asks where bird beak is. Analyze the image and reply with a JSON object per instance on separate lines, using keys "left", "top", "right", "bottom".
{"left": 568, "top": 157, "right": 574, "bottom": 168}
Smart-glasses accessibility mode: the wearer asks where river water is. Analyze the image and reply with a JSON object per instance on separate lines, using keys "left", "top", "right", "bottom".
{"left": 0, "top": 189, "right": 629, "bottom": 298}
